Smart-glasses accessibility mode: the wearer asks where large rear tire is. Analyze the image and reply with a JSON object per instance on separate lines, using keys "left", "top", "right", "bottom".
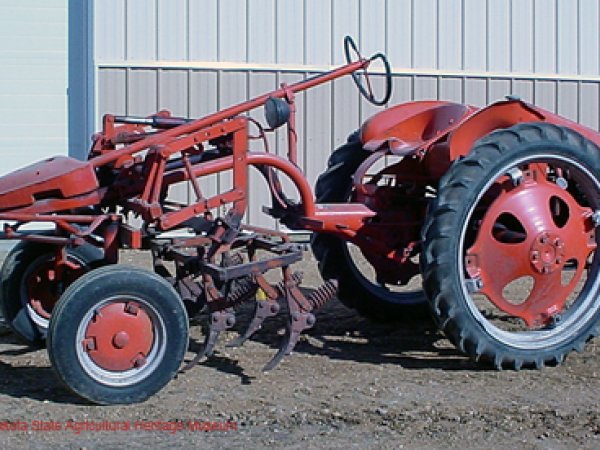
{"left": 422, "top": 123, "right": 600, "bottom": 369}
{"left": 0, "top": 241, "right": 103, "bottom": 345}
{"left": 311, "top": 135, "right": 427, "bottom": 322}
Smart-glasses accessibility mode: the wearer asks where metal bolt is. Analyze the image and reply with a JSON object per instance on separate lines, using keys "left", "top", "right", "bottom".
{"left": 125, "top": 303, "right": 139, "bottom": 315}
{"left": 592, "top": 210, "right": 600, "bottom": 227}
{"left": 132, "top": 355, "right": 147, "bottom": 368}
{"left": 83, "top": 338, "right": 96, "bottom": 352}
{"left": 465, "top": 277, "right": 484, "bottom": 293}
{"left": 506, "top": 167, "right": 524, "bottom": 187}
{"left": 555, "top": 177, "right": 568, "bottom": 190}
{"left": 531, "top": 251, "right": 539, "bottom": 261}
{"left": 542, "top": 266, "right": 550, "bottom": 274}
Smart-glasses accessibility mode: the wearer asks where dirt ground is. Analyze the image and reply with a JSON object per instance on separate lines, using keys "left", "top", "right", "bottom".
{"left": 0, "top": 249, "right": 598, "bottom": 449}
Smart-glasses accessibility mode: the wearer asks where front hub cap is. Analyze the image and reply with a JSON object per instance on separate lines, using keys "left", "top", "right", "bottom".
{"left": 83, "top": 302, "right": 153, "bottom": 371}
{"left": 529, "top": 231, "right": 565, "bottom": 274}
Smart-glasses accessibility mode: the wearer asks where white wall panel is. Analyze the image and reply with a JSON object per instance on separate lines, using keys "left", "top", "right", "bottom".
{"left": 94, "top": 0, "right": 125, "bottom": 60}
{"left": 463, "top": 0, "right": 486, "bottom": 71}
{"left": 464, "top": 78, "right": 487, "bottom": 106}
{"left": 126, "top": 0, "right": 157, "bottom": 60}
{"left": 276, "top": 1, "right": 303, "bottom": 64}
{"left": 439, "top": 77, "right": 462, "bottom": 103}
{"left": 534, "top": 80, "right": 556, "bottom": 111}
{"left": 158, "top": 70, "right": 188, "bottom": 117}
{"left": 488, "top": 0, "right": 510, "bottom": 72}
{"left": 359, "top": 0, "right": 385, "bottom": 57}
{"left": 578, "top": 0, "right": 600, "bottom": 76}
{"left": 412, "top": 0, "right": 437, "bottom": 69}
{"left": 332, "top": 76, "right": 360, "bottom": 146}
{"left": 127, "top": 69, "right": 157, "bottom": 115}
{"left": 188, "top": 0, "right": 218, "bottom": 61}
{"left": 557, "top": 81, "right": 578, "bottom": 122}
{"left": 0, "top": 0, "right": 68, "bottom": 175}
{"left": 488, "top": 79, "right": 511, "bottom": 103}
{"left": 305, "top": 0, "right": 332, "bottom": 66}
{"left": 157, "top": 0, "right": 187, "bottom": 60}
{"left": 511, "top": 0, "right": 534, "bottom": 73}
{"left": 386, "top": 0, "right": 411, "bottom": 69}
{"left": 511, "top": 79, "right": 534, "bottom": 103}
{"left": 248, "top": 0, "right": 276, "bottom": 63}
{"left": 557, "top": 1, "right": 578, "bottom": 75}
{"left": 438, "top": 0, "right": 462, "bottom": 71}
{"left": 533, "top": 0, "right": 556, "bottom": 74}
{"left": 97, "top": 69, "right": 127, "bottom": 119}
{"left": 579, "top": 82, "right": 599, "bottom": 129}
{"left": 218, "top": 0, "right": 247, "bottom": 62}
{"left": 332, "top": 0, "right": 359, "bottom": 66}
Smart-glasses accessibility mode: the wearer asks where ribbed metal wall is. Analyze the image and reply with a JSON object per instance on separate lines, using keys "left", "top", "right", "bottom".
{"left": 94, "top": 0, "right": 600, "bottom": 228}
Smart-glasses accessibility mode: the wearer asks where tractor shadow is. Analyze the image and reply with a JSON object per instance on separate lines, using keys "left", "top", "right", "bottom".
{"left": 186, "top": 286, "right": 486, "bottom": 383}
{"left": 0, "top": 334, "right": 88, "bottom": 404}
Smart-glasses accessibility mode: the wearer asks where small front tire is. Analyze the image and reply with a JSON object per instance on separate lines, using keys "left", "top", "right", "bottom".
{"left": 47, "top": 265, "right": 189, "bottom": 405}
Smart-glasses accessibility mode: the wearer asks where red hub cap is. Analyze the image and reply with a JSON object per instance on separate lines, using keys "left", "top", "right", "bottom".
{"left": 466, "top": 165, "right": 597, "bottom": 328}
{"left": 83, "top": 302, "right": 154, "bottom": 371}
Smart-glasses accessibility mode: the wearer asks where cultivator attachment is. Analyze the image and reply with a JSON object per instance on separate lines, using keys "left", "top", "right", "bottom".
{"left": 155, "top": 220, "right": 338, "bottom": 372}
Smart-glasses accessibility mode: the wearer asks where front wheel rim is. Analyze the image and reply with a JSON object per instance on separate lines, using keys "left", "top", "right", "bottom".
{"left": 75, "top": 296, "right": 167, "bottom": 387}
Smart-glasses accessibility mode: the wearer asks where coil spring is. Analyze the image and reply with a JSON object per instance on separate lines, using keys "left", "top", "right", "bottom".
{"left": 307, "top": 279, "right": 338, "bottom": 309}
{"left": 225, "top": 277, "right": 259, "bottom": 307}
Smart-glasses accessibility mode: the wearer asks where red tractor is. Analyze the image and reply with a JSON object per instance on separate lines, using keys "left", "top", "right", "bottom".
{"left": 0, "top": 37, "right": 598, "bottom": 404}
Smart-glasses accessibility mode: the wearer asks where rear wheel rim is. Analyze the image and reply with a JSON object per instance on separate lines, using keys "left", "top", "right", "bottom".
{"left": 21, "top": 254, "right": 87, "bottom": 329}
{"left": 342, "top": 242, "right": 424, "bottom": 305}
{"left": 458, "top": 153, "right": 600, "bottom": 349}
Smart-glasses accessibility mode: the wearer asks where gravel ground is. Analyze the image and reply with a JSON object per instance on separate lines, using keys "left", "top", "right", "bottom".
{"left": 0, "top": 249, "right": 598, "bottom": 449}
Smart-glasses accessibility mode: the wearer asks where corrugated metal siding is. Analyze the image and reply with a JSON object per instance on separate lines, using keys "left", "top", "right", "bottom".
{"left": 95, "top": 0, "right": 600, "bottom": 227}
{"left": 0, "top": 0, "right": 68, "bottom": 175}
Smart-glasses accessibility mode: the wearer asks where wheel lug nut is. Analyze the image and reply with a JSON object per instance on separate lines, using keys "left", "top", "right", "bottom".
{"left": 132, "top": 355, "right": 147, "bottom": 368}
{"left": 592, "top": 210, "right": 600, "bottom": 227}
{"left": 506, "top": 167, "right": 523, "bottom": 186}
{"left": 125, "top": 303, "right": 139, "bottom": 315}
{"left": 83, "top": 338, "right": 96, "bottom": 351}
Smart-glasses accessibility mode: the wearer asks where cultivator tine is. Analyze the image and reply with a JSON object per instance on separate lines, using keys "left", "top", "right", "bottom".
{"left": 183, "top": 309, "right": 235, "bottom": 371}
{"left": 262, "top": 269, "right": 317, "bottom": 371}
{"left": 226, "top": 297, "right": 280, "bottom": 348}
{"left": 263, "top": 310, "right": 316, "bottom": 372}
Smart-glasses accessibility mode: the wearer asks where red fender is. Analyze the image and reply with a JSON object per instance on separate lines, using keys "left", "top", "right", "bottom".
{"left": 360, "top": 98, "right": 600, "bottom": 180}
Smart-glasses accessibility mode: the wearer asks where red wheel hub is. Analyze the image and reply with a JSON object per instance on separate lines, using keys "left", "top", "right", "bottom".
{"left": 83, "top": 302, "right": 154, "bottom": 371}
{"left": 26, "top": 258, "right": 84, "bottom": 319}
{"left": 465, "top": 165, "right": 597, "bottom": 328}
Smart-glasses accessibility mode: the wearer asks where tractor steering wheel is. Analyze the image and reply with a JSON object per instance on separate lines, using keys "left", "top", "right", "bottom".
{"left": 344, "top": 36, "right": 392, "bottom": 106}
